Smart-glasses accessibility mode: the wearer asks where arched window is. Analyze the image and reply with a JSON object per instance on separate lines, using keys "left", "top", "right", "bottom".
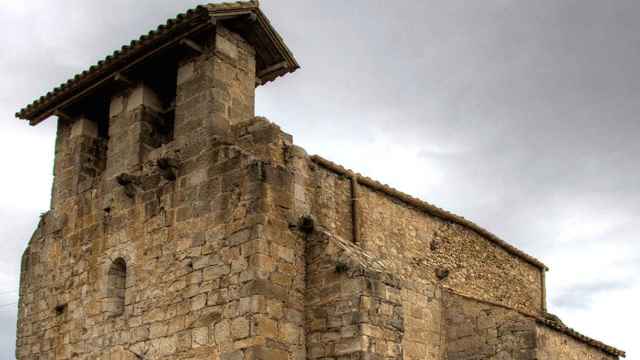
{"left": 106, "top": 258, "right": 127, "bottom": 317}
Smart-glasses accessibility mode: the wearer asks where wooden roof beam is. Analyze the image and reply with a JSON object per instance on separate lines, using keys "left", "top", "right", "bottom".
{"left": 257, "top": 61, "right": 288, "bottom": 79}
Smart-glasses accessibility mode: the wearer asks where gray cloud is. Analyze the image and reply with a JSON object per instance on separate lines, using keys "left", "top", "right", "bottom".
{"left": 552, "top": 281, "right": 630, "bottom": 311}
{"left": 1, "top": 0, "right": 638, "bottom": 358}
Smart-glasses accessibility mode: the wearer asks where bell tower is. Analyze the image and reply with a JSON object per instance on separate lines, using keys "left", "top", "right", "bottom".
{"left": 15, "top": 2, "right": 302, "bottom": 359}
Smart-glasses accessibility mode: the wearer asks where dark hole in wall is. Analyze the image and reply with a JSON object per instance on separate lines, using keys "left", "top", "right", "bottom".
{"left": 106, "top": 258, "right": 127, "bottom": 317}
{"left": 97, "top": 115, "right": 109, "bottom": 140}
{"left": 54, "top": 303, "right": 67, "bottom": 316}
{"left": 86, "top": 98, "right": 110, "bottom": 161}
{"left": 335, "top": 262, "right": 349, "bottom": 274}
{"left": 138, "top": 54, "right": 178, "bottom": 148}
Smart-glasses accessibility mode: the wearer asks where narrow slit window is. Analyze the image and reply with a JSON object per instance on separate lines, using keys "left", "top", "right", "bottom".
{"left": 106, "top": 258, "right": 127, "bottom": 317}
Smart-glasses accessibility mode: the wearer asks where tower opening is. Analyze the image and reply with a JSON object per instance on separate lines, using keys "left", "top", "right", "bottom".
{"left": 105, "top": 258, "right": 127, "bottom": 317}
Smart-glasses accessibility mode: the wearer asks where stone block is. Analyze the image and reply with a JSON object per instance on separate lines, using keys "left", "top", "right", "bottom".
{"left": 109, "top": 95, "right": 125, "bottom": 117}
{"left": 252, "top": 316, "right": 277, "bottom": 338}
{"left": 221, "top": 350, "right": 244, "bottom": 360}
{"left": 192, "top": 294, "right": 207, "bottom": 311}
{"left": 126, "top": 83, "right": 163, "bottom": 112}
{"left": 177, "top": 60, "right": 196, "bottom": 85}
{"left": 70, "top": 117, "right": 98, "bottom": 138}
{"left": 214, "top": 319, "right": 232, "bottom": 345}
{"left": 335, "top": 336, "right": 367, "bottom": 355}
{"left": 192, "top": 326, "right": 209, "bottom": 347}
{"left": 231, "top": 317, "right": 250, "bottom": 340}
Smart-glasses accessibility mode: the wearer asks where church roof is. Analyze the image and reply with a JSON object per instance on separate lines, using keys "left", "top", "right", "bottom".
{"left": 16, "top": 1, "right": 299, "bottom": 125}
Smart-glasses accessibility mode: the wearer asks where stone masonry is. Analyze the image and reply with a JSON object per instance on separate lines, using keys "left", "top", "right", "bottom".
{"left": 14, "top": 2, "right": 625, "bottom": 359}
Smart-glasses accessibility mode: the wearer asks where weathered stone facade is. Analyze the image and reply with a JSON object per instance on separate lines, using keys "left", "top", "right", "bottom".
{"left": 15, "top": 2, "right": 625, "bottom": 359}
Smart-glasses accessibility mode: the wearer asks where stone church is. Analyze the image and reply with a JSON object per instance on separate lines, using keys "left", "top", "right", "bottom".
{"left": 14, "top": 1, "right": 624, "bottom": 359}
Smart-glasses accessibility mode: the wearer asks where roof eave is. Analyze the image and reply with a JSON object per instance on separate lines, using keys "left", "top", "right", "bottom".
{"left": 16, "top": 6, "right": 211, "bottom": 125}
{"left": 16, "top": 1, "right": 300, "bottom": 124}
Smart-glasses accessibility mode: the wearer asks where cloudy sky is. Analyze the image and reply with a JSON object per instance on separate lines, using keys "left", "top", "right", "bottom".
{"left": 1, "top": 0, "right": 638, "bottom": 358}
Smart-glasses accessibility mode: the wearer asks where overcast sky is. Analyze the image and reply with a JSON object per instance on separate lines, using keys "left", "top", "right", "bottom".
{"left": 1, "top": 0, "right": 638, "bottom": 358}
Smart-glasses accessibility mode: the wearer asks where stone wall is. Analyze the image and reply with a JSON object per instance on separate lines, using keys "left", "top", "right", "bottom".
{"left": 16, "top": 138, "right": 267, "bottom": 359}
{"left": 107, "top": 83, "right": 165, "bottom": 181}
{"left": 175, "top": 25, "right": 256, "bottom": 140}
{"left": 443, "top": 291, "right": 537, "bottom": 359}
{"left": 401, "top": 285, "right": 443, "bottom": 360}
{"left": 211, "top": 27, "right": 256, "bottom": 128}
{"left": 360, "top": 187, "right": 544, "bottom": 315}
{"left": 305, "top": 229, "right": 405, "bottom": 360}
{"left": 536, "top": 326, "right": 618, "bottom": 360}
{"left": 50, "top": 117, "right": 107, "bottom": 210}
{"left": 309, "top": 162, "right": 544, "bottom": 316}
{"left": 232, "top": 118, "right": 307, "bottom": 360}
